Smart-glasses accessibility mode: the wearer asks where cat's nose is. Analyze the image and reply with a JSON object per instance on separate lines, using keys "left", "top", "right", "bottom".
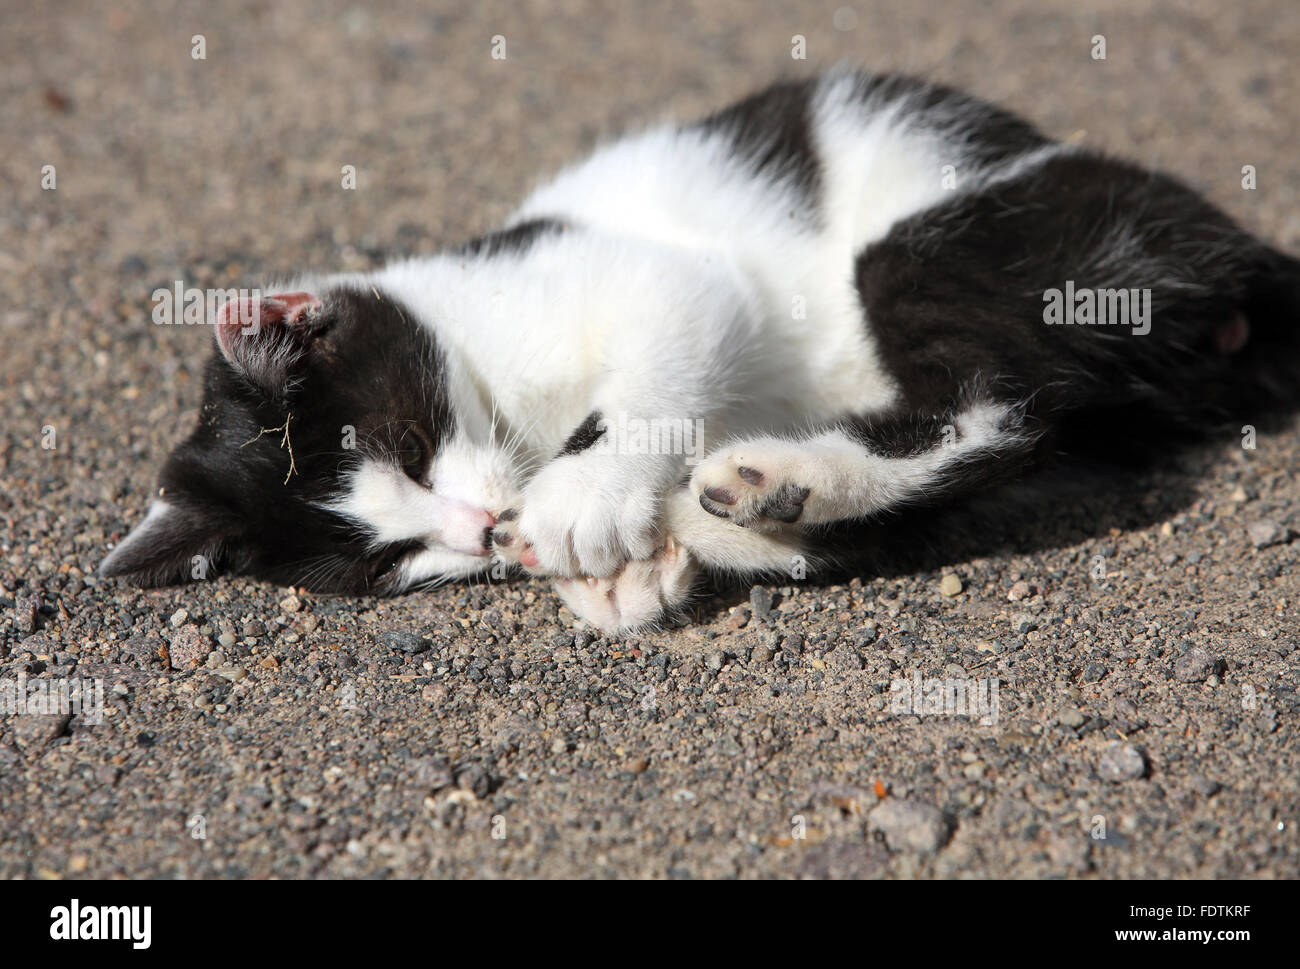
{"left": 439, "top": 503, "right": 496, "bottom": 557}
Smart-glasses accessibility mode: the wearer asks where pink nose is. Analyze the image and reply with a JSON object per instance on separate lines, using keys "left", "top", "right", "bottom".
{"left": 441, "top": 504, "right": 497, "bottom": 557}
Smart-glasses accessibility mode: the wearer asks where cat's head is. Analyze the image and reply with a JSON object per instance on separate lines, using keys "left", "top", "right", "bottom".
{"left": 100, "top": 284, "right": 518, "bottom": 593}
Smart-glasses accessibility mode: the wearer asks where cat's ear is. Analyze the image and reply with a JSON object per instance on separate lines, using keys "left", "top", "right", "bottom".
{"left": 214, "top": 291, "right": 323, "bottom": 396}
{"left": 99, "top": 499, "right": 232, "bottom": 586}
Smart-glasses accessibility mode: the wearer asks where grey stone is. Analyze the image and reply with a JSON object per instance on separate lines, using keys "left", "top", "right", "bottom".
{"left": 1011, "top": 612, "right": 1038, "bottom": 634}
{"left": 456, "top": 764, "right": 492, "bottom": 798}
{"left": 868, "top": 799, "right": 950, "bottom": 853}
{"left": 13, "top": 713, "right": 71, "bottom": 749}
{"left": 1247, "top": 519, "right": 1286, "bottom": 549}
{"left": 1059, "top": 708, "right": 1087, "bottom": 729}
{"left": 1174, "top": 647, "right": 1221, "bottom": 683}
{"left": 1189, "top": 775, "right": 1222, "bottom": 797}
{"left": 377, "top": 630, "right": 429, "bottom": 654}
{"left": 1098, "top": 741, "right": 1146, "bottom": 782}
{"left": 11, "top": 595, "right": 40, "bottom": 634}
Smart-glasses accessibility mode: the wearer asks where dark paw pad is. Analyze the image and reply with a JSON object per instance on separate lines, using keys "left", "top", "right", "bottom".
{"left": 700, "top": 487, "right": 736, "bottom": 518}
{"left": 756, "top": 483, "right": 809, "bottom": 523}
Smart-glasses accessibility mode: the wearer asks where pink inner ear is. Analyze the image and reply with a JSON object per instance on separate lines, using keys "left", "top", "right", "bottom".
{"left": 214, "top": 291, "right": 321, "bottom": 356}
{"left": 267, "top": 291, "right": 323, "bottom": 322}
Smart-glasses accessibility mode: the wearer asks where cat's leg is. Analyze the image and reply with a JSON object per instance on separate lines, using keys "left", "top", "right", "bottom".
{"left": 509, "top": 400, "right": 1035, "bottom": 631}
{"left": 492, "top": 251, "right": 761, "bottom": 579}
{"left": 692, "top": 399, "right": 1037, "bottom": 529}
{"left": 508, "top": 399, "right": 1035, "bottom": 630}
{"left": 548, "top": 535, "right": 698, "bottom": 633}
{"left": 541, "top": 487, "right": 807, "bottom": 632}
{"left": 496, "top": 425, "right": 683, "bottom": 579}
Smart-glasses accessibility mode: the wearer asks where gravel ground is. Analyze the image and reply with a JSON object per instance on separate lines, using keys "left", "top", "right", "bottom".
{"left": 2, "top": 0, "right": 1298, "bottom": 879}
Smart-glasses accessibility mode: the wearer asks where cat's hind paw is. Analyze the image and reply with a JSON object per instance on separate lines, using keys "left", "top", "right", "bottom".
{"left": 692, "top": 445, "right": 810, "bottom": 527}
{"left": 551, "top": 537, "right": 698, "bottom": 633}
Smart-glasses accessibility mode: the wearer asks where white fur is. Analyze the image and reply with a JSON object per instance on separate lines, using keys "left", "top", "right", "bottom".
{"left": 692, "top": 402, "right": 1020, "bottom": 527}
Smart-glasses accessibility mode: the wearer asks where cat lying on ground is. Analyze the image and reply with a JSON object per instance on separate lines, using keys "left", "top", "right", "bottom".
{"left": 101, "top": 68, "right": 1300, "bottom": 631}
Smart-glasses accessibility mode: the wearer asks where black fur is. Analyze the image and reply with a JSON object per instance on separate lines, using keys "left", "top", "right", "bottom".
{"left": 831, "top": 125, "right": 1300, "bottom": 517}
{"left": 852, "top": 73, "right": 1050, "bottom": 169}
{"left": 557, "top": 411, "right": 607, "bottom": 457}
{"left": 695, "top": 79, "right": 822, "bottom": 205}
{"left": 458, "top": 218, "right": 567, "bottom": 259}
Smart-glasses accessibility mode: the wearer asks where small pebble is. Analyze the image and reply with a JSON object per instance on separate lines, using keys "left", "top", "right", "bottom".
{"left": 1189, "top": 776, "right": 1222, "bottom": 797}
{"left": 168, "top": 625, "right": 207, "bottom": 670}
{"left": 939, "top": 574, "right": 963, "bottom": 597}
{"left": 12, "top": 713, "right": 71, "bottom": 749}
{"left": 456, "top": 765, "right": 492, "bottom": 798}
{"left": 1174, "top": 647, "right": 1221, "bottom": 683}
{"left": 868, "top": 799, "right": 950, "bottom": 853}
{"left": 1059, "top": 708, "right": 1087, "bottom": 729}
{"left": 12, "top": 595, "right": 41, "bottom": 633}
{"left": 377, "top": 630, "right": 429, "bottom": 654}
{"left": 1011, "top": 612, "right": 1038, "bottom": 634}
{"left": 1098, "top": 741, "right": 1146, "bottom": 782}
{"left": 1247, "top": 519, "right": 1285, "bottom": 549}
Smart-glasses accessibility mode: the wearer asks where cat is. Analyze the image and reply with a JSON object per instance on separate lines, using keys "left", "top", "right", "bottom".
{"left": 101, "top": 68, "right": 1300, "bottom": 632}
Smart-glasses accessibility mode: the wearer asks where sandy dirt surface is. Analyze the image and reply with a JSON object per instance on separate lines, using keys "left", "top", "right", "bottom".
{"left": 1, "top": 0, "right": 1297, "bottom": 878}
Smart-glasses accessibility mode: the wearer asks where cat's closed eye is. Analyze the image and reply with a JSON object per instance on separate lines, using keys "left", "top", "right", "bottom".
{"left": 396, "top": 424, "right": 435, "bottom": 485}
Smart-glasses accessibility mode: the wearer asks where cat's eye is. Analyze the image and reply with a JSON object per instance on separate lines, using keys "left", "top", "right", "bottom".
{"left": 397, "top": 425, "right": 435, "bottom": 485}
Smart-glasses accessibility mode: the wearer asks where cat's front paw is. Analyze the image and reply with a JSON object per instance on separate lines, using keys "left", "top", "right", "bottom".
{"left": 500, "top": 456, "right": 662, "bottom": 578}
{"left": 552, "top": 538, "right": 698, "bottom": 632}
{"left": 692, "top": 446, "right": 810, "bottom": 527}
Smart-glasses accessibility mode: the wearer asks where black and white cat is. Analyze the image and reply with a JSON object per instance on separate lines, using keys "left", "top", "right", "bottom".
{"left": 101, "top": 68, "right": 1300, "bottom": 632}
